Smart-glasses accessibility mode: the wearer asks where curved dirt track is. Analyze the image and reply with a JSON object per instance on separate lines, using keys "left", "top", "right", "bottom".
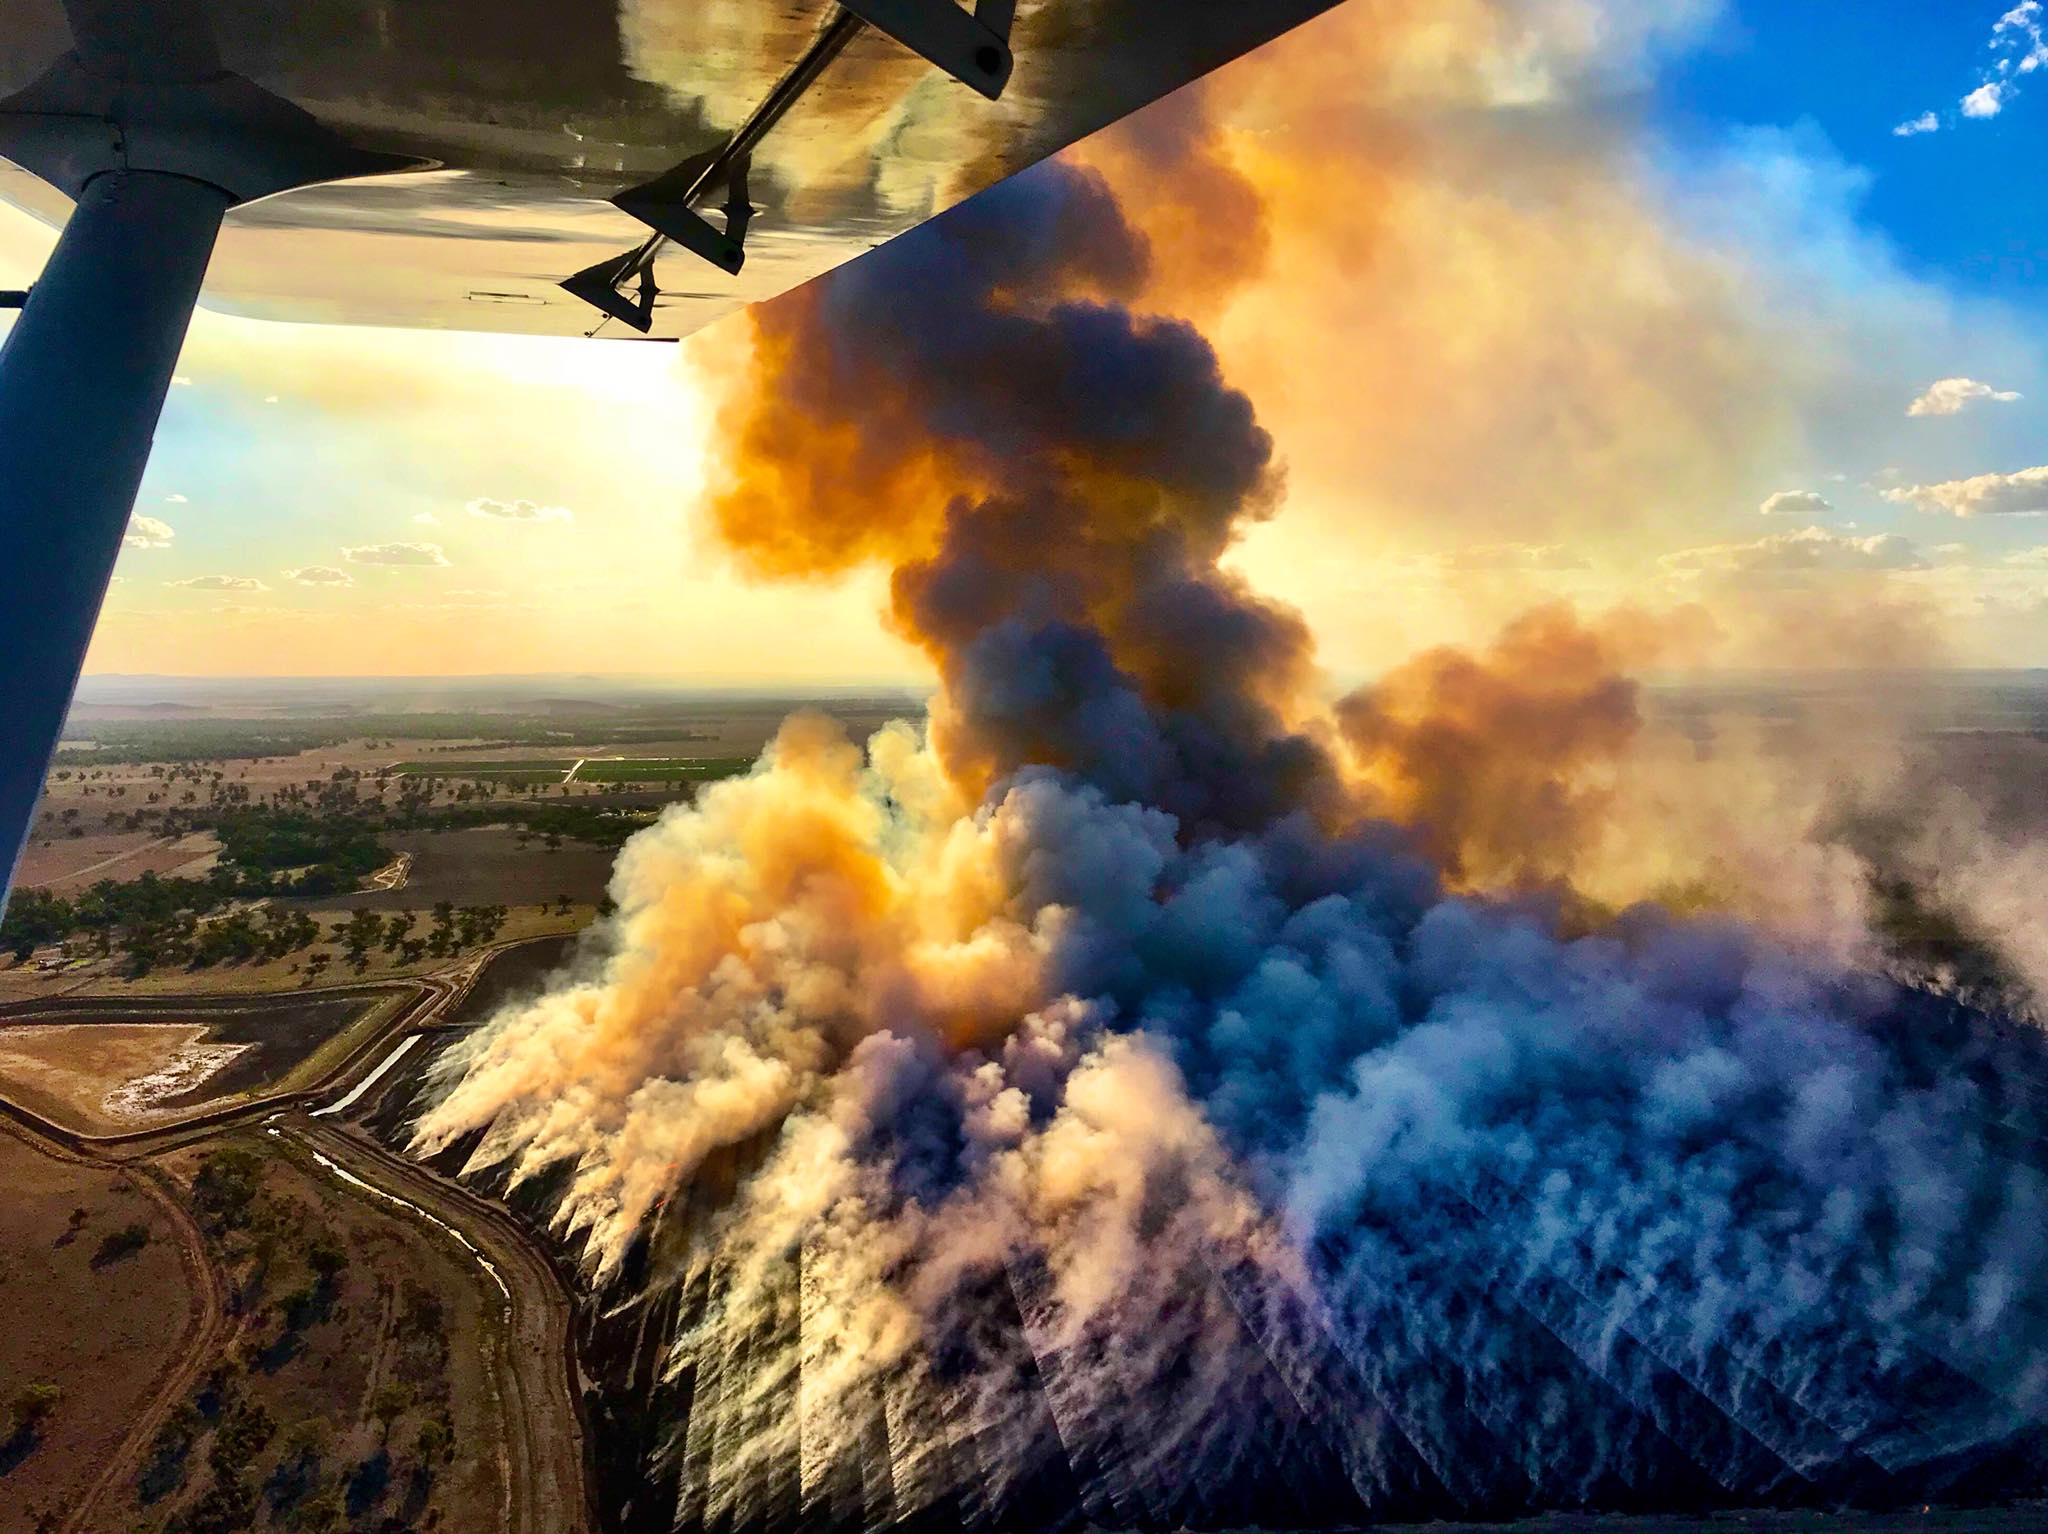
{"left": 284, "top": 1117, "right": 594, "bottom": 1534}
{"left": 0, "top": 1114, "right": 234, "bottom": 1534}
{"left": 0, "top": 938, "right": 592, "bottom": 1534}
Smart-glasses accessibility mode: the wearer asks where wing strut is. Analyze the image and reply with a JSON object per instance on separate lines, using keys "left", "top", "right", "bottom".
{"left": 0, "top": 0, "right": 422, "bottom": 909}
{"left": 562, "top": 0, "right": 1017, "bottom": 331}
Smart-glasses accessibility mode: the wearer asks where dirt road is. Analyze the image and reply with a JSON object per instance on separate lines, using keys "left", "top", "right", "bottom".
{"left": 0, "top": 937, "right": 593, "bottom": 1534}
{"left": 285, "top": 1117, "right": 593, "bottom": 1534}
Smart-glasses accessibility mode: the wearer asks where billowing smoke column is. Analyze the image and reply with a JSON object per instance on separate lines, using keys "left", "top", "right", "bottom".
{"left": 414, "top": 146, "right": 2048, "bottom": 1529}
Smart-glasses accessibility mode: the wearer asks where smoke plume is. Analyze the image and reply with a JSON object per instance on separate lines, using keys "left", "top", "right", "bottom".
{"left": 414, "top": 47, "right": 2048, "bottom": 1531}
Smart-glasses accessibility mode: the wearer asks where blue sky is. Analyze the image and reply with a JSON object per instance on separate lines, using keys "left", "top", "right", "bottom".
{"left": 1659, "top": 2, "right": 2046, "bottom": 304}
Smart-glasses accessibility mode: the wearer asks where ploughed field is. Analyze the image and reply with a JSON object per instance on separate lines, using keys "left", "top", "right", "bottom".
{"left": 286, "top": 826, "right": 619, "bottom": 914}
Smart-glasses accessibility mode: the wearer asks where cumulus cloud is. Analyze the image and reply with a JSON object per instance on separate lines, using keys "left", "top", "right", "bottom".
{"left": 285, "top": 565, "right": 353, "bottom": 586}
{"left": 1963, "top": 2, "right": 2044, "bottom": 119}
{"left": 164, "top": 492, "right": 189, "bottom": 504}
{"left": 1662, "top": 525, "right": 1927, "bottom": 573}
{"left": 1758, "top": 489, "right": 1832, "bottom": 516}
{"left": 1907, "top": 376, "right": 2023, "bottom": 416}
{"left": 122, "top": 514, "right": 175, "bottom": 549}
{"left": 1886, "top": 464, "right": 2048, "bottom": 516}
{"left": 168, "top": 574, "right": 268, "bottom": 591}
{"left": 1890, "top": 4, "right": 2045, "bottom": 131}
{"left": 467, "top": 496, "right": 572, "bottom": 523}
{"left": 343, "top": 541, "right": 451, "bottom": 566}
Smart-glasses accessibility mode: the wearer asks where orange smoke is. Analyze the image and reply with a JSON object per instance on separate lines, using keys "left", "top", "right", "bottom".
{"left": 1338, "top": 602, "right": 1713, "bottom": 886}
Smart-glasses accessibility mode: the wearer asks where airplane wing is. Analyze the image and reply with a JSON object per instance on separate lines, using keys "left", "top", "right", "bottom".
{"left": 0, "top": 0, "right": 1348, "bottom": 905}
{"left": 0, "top": 0, "right": 1346, "bottom": 339}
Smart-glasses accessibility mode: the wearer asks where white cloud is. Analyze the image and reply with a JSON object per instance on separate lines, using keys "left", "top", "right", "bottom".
{"left": 1907, "top": 376, "right": 2023, "bottom": 416}
{"left": 1662, "top": 525, "right": 1928, "bottom": 573}
{"left": 413, "top": 511, "right": 441, "bottom": 526}
{"left": 1961, "top": 81, "right": 2009, "bottom": 117}
{"left": 168, "top": 574, "right": 268, "bottom": 591}
{"left": 467, "top": 496, "right": 572, "bottom": 523}
{"left": 1759, "top": 489, "right": 1832, "bottom": 517}
{"left": 170, "top": 375, "right": 193, "bottom": 387}
{"left": 1886, "top": 465, "right": 2048, "bottom": 517}
{"left": 344, "top": 541, "right": 451, "bottom": 566}
{"left": 164, "top": 492, "right": 189, "bottom": 504}
{"left": 1898, "top": 2, "right": 2047, "bottom": 131}
{"left": 285, "top": 565, "right": 353, "bottom": 586}
{"left": 122, "top": 514, "right": 175, "bottom": 549}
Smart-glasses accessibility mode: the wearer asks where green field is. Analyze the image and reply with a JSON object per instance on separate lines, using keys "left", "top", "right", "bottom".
{"left": 569, "top": 757, "right": 752, "bottom": 784}
{"left": 386, "top": 760, "right": 573, "bottom": 782}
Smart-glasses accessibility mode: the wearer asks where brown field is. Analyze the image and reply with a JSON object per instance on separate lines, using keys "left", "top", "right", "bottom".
{"left": 28, "top": 698, "right": 924, "bottom": 837}
{"left": 288, "top": 825, "right": 621, "bottom": 914}
{"left": 131, "top": 1135, "right": 517, "bottom": 1534}
{"left": 0, "top": 1131, "right": 195, "bottom": 1534}
{"left": 0, "top": 1023, "right": 244, "bottom": 1135}
{"left": 10, "top": 829, "right": 220, "bottom": 891}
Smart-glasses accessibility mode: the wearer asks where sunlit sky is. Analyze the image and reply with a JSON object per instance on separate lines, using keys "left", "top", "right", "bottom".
{"left": 5, "top": 0, "right": 2046, "bottom": 682}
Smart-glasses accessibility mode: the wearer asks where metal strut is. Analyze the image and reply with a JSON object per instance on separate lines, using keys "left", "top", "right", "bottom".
{"left": 0, "top": 170, "right": 230, "bottom": 897}
{"left": 563, "top": 0, "right": 1017, "bottom": 330}
{"left": 0, "top": 0, "right": 422, "bottom": 909}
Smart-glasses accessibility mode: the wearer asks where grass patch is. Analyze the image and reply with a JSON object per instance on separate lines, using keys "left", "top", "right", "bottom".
{"left": 385, "top": 762, "right": 572, "bottom": 783}
{"left": 570, "top": 757, "right": 751, "bottom": 784}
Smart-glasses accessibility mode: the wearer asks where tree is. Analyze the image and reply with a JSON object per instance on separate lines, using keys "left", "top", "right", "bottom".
{"left": 369, "top": 1381, "right": 411, "bottom": 1444}
{"left": 416, "top": 1416, "right": 452, "bottom": 1463}
{"left": 91, "top": 1220, "right": 151, "bottom": 1267}
{"left": 307, "top": 1236, "right": 348, "bottom": 1279}
{"left": 293, "top": 1487, "right": 344, "bottom": 1532}
{"left": 8, "top": 1382, "right": 61, "bottom": 1441}
{"left": 339, "top": 907, "right": 382, "bottom": 969}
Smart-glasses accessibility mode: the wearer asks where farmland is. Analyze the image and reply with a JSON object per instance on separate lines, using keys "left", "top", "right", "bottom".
{"left": 566, "top": 756, "right": 752, "bottom": 784}
{"left": 381, "top": 755, "right": 754, "bottom": 787}
{"left": 385, "top": 760, "right": 575, "bottom": 783}
{"left": 5, "top": 682, "right": 926, "bottom": 1001}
